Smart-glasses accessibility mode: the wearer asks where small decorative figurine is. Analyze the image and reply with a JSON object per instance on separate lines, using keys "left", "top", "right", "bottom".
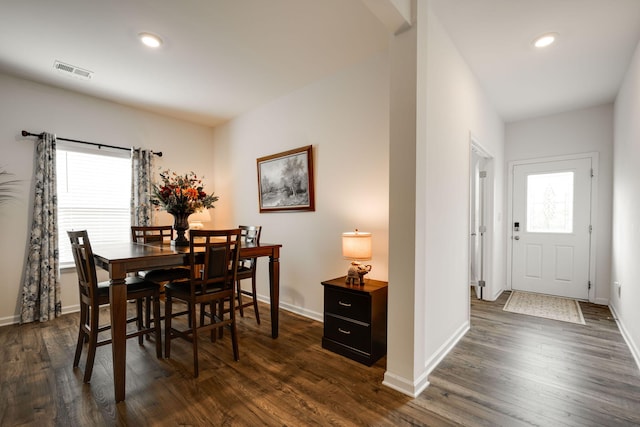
{"left": 345, "top": 261, "right": 372, "bottom": 285}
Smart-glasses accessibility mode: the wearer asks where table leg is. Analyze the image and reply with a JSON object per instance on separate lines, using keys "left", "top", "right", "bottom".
{"left": 269, "top": 247, "right": 280, "bottom": 338}
{"left": 109, "top": 266, "right": 127, "bottom": 402}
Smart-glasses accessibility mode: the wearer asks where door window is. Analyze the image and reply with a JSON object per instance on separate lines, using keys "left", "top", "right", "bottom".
{"left": 526, "top": 171, "right": 574, "bottom": 233}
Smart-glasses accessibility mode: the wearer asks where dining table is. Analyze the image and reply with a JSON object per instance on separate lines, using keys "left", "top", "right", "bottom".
{"left": 91, "top": 238, "right": 282, "bottom": 402}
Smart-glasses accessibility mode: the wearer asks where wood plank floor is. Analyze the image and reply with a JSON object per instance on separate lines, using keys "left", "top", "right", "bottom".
{"left": 1, "top": 292, "right": 639, "bottom": 426}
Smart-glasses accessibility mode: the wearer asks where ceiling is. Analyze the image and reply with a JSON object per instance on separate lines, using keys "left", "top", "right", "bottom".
{"left": 1, "top": 1, "right": 639, "bottom": 127}
{"left": 431, "top": 0, "right": 640, "bottom": 122}
{"left": 0, "top": 0, "right": 388, "bottom": 127}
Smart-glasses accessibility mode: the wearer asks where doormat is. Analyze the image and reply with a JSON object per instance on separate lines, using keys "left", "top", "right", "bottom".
{"left": 503, "top": 291, "right": 585, "bottom": 325}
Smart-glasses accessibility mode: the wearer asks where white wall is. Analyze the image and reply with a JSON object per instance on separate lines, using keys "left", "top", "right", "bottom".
{"left": 0, "top": 73, "right": 215, "bottom": 325}
{"left": 611, "top": 39, "right": 640, "bottom": 368}
{"left": 384, "top": 2, "right": 505, "bottom": 397}
{"left": 210, "top": 52, "right": 390, "bottom": 321}
{"left": 423, "top": 3, "right": 505, "bottom": 371}
{"left": 505, "top": 104, "right": 614, "bottom": 305}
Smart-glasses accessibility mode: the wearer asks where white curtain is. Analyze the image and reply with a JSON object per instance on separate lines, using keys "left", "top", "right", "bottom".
{"left": 21, "top": 132, "right": 61, "bottom": 323}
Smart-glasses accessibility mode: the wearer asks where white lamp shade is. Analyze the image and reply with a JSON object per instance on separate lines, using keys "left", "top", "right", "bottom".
{"left": 188, "top": 209, "right": 211, "bottom": 229}
{"left": 189, "top": 209, "right": 211, "bottom": 222}
{"left": 342, "top": 231, "right": 372, "bottom": 260}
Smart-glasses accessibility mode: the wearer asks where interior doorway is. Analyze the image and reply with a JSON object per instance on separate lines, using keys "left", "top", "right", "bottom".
{"left": 469, "top": 141, "right": 494, "bottom": 300}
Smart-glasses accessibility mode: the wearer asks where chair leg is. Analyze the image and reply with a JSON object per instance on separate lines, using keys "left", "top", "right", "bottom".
{"left": 252, "top": 276, "right": 260, "bottom": 325}
{"left": 199, "top": 302, "right": 206, "bottom": 327}
{"left": 145, "top": 295, "right": 152, "bottom": 340}
{"left": 83, "top": 305, "right": 100, "bottom": 383}
{"left": 209, "top": 301, "right": 216, "bottom": 342}
{"left": 229, "top": 298, "right": 239, "bottom": 361}
{"left": 136, "top": 298, "right": 144, "bottom": 345}
{"left": 191, "top": 301, "right": 199, "bottom": 378}
{"left": 218, "top": 300, "right": 225, "bottom": 339}
{"left": 164, "top": 292, "right": 173, "bottom": 359}
{"left": 236, "top": 280, "right": 244, "bottom": 317}
{"left": 73, "top": 304, "right": 87, "bottom": 367}
{"left": 153, "top": 294, "right": 162, "bottom": 358}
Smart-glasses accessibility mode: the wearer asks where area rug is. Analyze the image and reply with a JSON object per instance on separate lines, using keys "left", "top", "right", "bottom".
{"left": 503, "top": 291, "right": 585, "bottom": 325}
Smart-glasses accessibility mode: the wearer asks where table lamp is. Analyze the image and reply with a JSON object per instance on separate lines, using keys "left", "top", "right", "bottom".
{"left": 342, "top": 229, "right": 372, "bottom": 285}
{"left": 188, "top": 209, "right": 211, "bottom": 230}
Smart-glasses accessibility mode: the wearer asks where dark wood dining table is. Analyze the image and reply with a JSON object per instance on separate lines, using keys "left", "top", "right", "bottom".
{"left": 92, "top": 239, "right": 282, "bottom": 402}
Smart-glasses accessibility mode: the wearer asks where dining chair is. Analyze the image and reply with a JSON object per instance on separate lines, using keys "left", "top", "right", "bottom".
{"left": 199, "top": 225, "right": 262, "bottom": 330}
{"left": 235, "top": 225, "right": 262, "bottom": 324}
{"left": 131, "top": 225, "right": 191, "bottom": 328}
{"left": 131, "top": 225, "right": 191, "bottom": 283}
{"left": 164, "top": 228, "right": 242, "bottom": 377}
{"left": 67, "top": 230, "right": 162, "bottom": 383}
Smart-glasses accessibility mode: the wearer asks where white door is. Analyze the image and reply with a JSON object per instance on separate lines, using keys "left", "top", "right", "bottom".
{"left": 511, "top": 158, "right": 592, "bottom": 299}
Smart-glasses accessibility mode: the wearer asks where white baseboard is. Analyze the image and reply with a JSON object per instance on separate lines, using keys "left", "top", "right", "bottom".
{"left": 382, "top": 319, "right": 470, "bottom": 398}
{"left": 0, "top": 303, "right": 80, "bottom": 327}
{"left": 256, "top": 294, "right": 323, "bottom": 322}
{"left": 0, "top": 314, "right": 19, "bottom": 327}
{"left": 382, "top": 370, "right": 430, "bottom": 398}
{"left": 593, "top": 297, "right": 609, "bottom": 305}
{"left": 424, "top": 319, "right": 470, "bottom": 374}
{"left": 609, "top": 304, "right": 640, "bottom": 372}
{"left": 485, "top": 288, "right": 505, "bottom": 301}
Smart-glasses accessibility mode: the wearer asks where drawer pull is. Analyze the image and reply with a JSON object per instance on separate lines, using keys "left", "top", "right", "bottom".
{"left": 338, "top": 328, "right": 351, "bottom": 335}
{"left": 338, "top": 301, "right": 352, "bottom": 307}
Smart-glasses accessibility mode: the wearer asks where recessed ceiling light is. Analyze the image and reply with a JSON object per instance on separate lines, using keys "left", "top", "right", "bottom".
{"left": 533, "top": 32, "right": 558, "bottom": 48}
{"left": 139, "top": 32, "right": 162, "bottom": 48}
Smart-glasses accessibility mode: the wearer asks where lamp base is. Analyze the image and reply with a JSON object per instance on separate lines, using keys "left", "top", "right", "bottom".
{"left": 345, "top": 261, "right": 372, "bottom": 286}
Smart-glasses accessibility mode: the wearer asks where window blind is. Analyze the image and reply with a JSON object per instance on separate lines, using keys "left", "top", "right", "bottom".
{"left": 57, "top": 147, "right": 132, "bottom": 266}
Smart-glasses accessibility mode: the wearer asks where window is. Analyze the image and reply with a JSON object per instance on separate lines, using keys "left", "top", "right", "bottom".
{"left": 57, "top": 144, "right": 131, "bottom": 266}
{"left": 526, "top": 171, "right": 574, "bottom": 233}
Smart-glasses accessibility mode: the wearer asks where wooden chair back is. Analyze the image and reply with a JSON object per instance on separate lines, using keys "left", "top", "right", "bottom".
{"left": 238, "top": 225, "right": 262, "bottom": 270}
{"left": 67, "top": 230, "right": 100, "bottom": 306}
{"left": 189, "top": 229, "right": 241, "bottom": 295}
{"left": 131, "top": 225, "right": 174, "bottom": 244}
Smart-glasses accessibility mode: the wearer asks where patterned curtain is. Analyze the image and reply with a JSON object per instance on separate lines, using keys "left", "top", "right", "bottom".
{"left": 131, "top": 148, "right": 154, "bottom": 226}
{"left": 21, "top": 132, "right": 60, "bottom": 323}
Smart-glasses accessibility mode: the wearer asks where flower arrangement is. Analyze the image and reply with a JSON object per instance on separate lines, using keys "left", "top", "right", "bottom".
{"left": 151, "top": 170, "right": 218, "bottom": 215}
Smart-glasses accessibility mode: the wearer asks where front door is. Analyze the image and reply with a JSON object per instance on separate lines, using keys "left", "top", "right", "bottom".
{"left": 511, "top": 157, "right": 592, "bottom": 300}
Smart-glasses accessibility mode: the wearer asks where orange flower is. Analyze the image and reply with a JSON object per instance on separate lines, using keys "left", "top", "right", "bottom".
{"left": 184, "top": 188, "right": 198, "bottom": 199}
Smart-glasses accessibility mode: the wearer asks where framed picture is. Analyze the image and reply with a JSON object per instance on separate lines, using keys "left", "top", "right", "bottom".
{"left": 257, "top": 145, "right": 315, "bottom": 213}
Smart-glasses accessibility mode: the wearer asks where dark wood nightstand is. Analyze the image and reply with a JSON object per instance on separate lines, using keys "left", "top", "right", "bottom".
{"left": 321, "top": 276, "right": 388, "bottom": 366}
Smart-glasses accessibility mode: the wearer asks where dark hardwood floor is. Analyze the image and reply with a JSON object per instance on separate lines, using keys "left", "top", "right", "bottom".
{"left": 1, "top": 291, "right": 639, "bottom": 426}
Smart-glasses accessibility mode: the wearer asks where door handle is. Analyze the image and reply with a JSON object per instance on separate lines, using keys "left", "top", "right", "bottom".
{"left": 514, "top": 236, "right": 520, "bottom": 240}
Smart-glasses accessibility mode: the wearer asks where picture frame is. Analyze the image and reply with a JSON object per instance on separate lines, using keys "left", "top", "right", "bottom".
{"left": 257, "top": 145, "right": 315, "bottom": 213}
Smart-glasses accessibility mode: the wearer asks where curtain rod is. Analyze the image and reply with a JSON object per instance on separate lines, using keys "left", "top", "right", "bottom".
{"left": 21, "top": 130, "right": 163, "bottom": 157}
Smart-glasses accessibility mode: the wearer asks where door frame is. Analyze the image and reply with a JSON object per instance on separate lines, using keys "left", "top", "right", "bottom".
{"left": 506, "top": 152, "right": 599, "bottom": 302}
{"left": 469, "top": 135, "right": 494, "bottom": 301}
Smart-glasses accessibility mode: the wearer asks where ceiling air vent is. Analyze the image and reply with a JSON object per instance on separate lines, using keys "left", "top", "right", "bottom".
{"left": 53, "top": 60, "right": 93, "bottom": 80}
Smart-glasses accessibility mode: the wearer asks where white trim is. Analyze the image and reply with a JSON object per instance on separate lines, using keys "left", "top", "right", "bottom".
{"left": 381, "top": 319, "right": 469, "bottom": 397}
{"left": 609, "top": 304, "right": 640, "bottom": 372}
{"left": 382, "top": 370, "right": 430, "bottom": 398}
{"left": 469, "top": 133, "right": 495, "bottom": 302}
{"left": 256, "top": 294, "right": 323, "bottom": 322}
{"left": 485, "top": 288, "right": 505, "bottom": 302}
{"left": 0, "top": 314, "right": 19, "bottom": 327}
{"left": 507, "top": 152, "right": 599, "bottom": 303}
{"left": 0, "top": 303, "right": 80, "bottom": 327}
{"left": 424, "top": 319, "right": 470, "bottom": 372}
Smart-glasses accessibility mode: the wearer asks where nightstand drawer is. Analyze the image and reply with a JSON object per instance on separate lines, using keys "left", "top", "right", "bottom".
{"left": 324, "top": 314, "right": 370, "bottom": 352}
{"left": 325, "top": 287, "right": 370, "bottom": 322}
